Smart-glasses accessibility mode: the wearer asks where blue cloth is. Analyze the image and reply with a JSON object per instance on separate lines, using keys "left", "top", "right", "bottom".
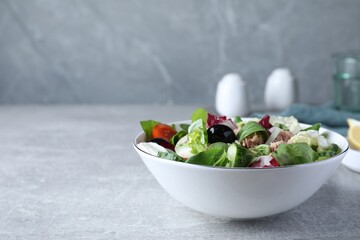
{"left": 252, "top": 103, "right": 360, "bottom": 136}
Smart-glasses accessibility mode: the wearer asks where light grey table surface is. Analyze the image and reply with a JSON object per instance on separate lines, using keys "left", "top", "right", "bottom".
{"left": 1, "top": 105, "right": 360, "bottom": 240}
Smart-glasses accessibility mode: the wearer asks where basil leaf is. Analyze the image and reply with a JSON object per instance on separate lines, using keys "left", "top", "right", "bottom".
{"left": 180, "top": 124, "right": 190, "bottom": 132}
{"left": 213, "top": 150, "right": 229, "bottom": 167}
{"left": 207, "top": 143, "right": 229, "bottom": 166}
{"left": 273, "top": 123, "right": 289, "bottom": 131}
{"left": 234, "top": 116, "right": 242, "bottom": 124}
{"left": 272, "top": 143, "right": 319, "bottom": 166}
{"left": 301, "top": 123, "right": 321, "bottom": 132}
{"left": 186, "top": 148, "right": 226, "bottom": 166}
{"left": 140, "top": 120, "right": 159, "bottom": 141}
{"left": 237, "top": 121, "right": 268, "bottom": 142}
{"left": 170, "top": 130, "right": 187, "bottom": 145}
{"left": 191, "top": 108, "right": 208, "bottom": 123}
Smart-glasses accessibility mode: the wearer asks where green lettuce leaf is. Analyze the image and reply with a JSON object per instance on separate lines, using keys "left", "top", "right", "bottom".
{"left": 174, "top": 119, "right": 208, "bottom": 158}
{"left": 188, "top": 128, "right": 207, "bottom": 154}
{"left": 272, "top": 143, "right": 319, "bottom": 166}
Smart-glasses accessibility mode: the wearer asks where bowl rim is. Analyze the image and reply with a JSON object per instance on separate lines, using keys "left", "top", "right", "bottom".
{"left": 133, "top": 119, "right": 349, "bottom": 171}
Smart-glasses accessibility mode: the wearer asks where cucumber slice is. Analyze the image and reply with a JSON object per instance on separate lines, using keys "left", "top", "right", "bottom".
{"left": 226, "top": 144, "right": 238, "bottom": 167}
{"left": 226, "top": 143, "right": 254, "bottom": 167}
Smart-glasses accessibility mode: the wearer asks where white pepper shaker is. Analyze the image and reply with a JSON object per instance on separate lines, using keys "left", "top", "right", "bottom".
{"left": 264, "top": 68, "right": 296, "bottom": 111}
{"left": 215, "top": 73, "right": 249, "bottom": 117}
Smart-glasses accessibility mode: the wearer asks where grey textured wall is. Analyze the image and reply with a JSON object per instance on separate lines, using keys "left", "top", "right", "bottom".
{"left": 0, "top": 0, "right": 360, "bottom": 105}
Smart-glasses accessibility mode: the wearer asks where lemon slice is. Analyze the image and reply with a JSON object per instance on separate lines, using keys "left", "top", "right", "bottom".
{"left": 347, "top": 118, "right": 360, "bottom": 150}
{"left": 347, "top": 118, "right": 360, "bottom": 128}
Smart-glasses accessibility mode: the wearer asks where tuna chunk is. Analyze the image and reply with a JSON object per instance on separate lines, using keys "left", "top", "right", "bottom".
{"left": 274, "top": 130, "right": 293, "bottom": 142}
{"left": 241, "top": 133, "right": 264, "bottom": 148}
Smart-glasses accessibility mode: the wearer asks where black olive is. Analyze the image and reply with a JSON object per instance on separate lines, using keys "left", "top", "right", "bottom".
{"left": 149, "top": 138, "right": 175, "bottom": 151}
{"left": 207, "top": 124, "right": 236, "bottom": 144}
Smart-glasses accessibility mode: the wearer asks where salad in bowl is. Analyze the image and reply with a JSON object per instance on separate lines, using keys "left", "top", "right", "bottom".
{"left": 134, "top": 108, "right": 348, "bottom": 219}
{"left": 137, "top": 108, "right": 341, "bottom": 168}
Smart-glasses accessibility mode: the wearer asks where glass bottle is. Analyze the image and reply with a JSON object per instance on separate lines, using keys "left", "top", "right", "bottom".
{"left": 333, "top": 52, "right": 360, "bottom": 112}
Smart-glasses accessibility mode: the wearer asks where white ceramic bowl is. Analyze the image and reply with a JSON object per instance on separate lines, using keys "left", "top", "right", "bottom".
{"left": 133, "top": 121, "right": 349, "bottom": 219}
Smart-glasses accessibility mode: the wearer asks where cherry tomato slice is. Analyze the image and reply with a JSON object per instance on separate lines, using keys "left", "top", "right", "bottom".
{"left": 152, "top": 124, "right": 177, "bottom": 142}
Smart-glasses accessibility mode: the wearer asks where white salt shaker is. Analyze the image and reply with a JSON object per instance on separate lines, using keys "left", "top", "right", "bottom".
{"left": 264, "top": 68, "right": 296, "bottom": 111}
{"left": 215, "top": 73, "right": 249, "bottom": 117}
